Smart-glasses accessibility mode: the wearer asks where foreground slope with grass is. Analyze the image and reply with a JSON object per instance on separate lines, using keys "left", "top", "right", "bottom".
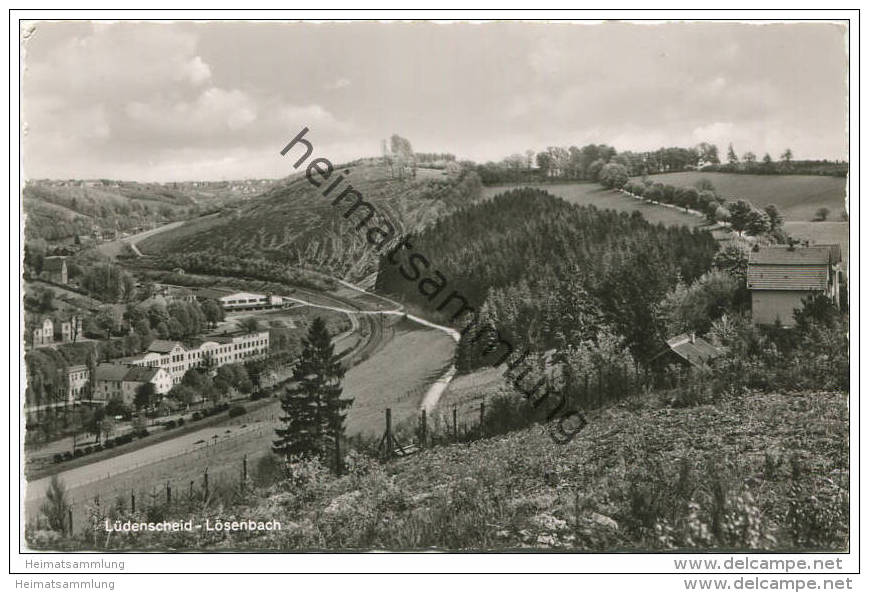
{"left": 40, "top": 388, "right": 847, "bottom": 551}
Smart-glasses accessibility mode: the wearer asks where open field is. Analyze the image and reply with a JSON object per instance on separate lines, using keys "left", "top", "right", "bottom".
{"left": 483, "top": 183, "right": 708, "bottom": 229}
{"left": 640, "top": 172, "right": 848, "bottom": 222}
{"left": 435, "top": 366, "right": 510, "bottom": 427}
{"left": 24, "top": 399, "right": 283, "bottom": 530}
{"left": 343, "top": 318, "right": 456, "bottom": 437}
{"left": 96, "top": 219, "right": 188, "bottom": 258}
{"left": 784, "top": 221, "right": 850, "bottom": 269}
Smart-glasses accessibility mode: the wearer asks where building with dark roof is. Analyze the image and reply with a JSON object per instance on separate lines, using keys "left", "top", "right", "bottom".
{"left": 94, "top": 364, "right": 131, "bottom": 401}
{"left": 663, "top": 333, "right": 721, "bottom": 368}
{"left": 747, "top": 244, "right": 842, "bottom": 327}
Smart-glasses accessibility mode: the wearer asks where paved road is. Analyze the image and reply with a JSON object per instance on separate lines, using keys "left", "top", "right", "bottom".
{"left": 96, "top": 219, "right": 188, "bottom": 258}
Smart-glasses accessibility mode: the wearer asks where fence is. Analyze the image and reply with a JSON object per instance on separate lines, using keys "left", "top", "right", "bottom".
{"left": 31, "top": 360, "right": 692, "bottom": 538}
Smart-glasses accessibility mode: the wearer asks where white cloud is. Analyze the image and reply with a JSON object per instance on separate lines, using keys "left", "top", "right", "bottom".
{"left": 325, "top": 77, "right": 351, "bottom": 90}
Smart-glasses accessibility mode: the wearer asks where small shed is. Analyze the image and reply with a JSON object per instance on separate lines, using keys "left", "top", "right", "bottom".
{"left": 656, "top": 333, "right": 722, "bottom": 369}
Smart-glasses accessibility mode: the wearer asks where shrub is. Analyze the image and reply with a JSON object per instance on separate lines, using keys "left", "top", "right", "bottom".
{"left": 94, "top": 444, "right": 103, "bottom": 453}
{"left": 164, "top": 420, "right": 177, "bottom": 430}
{"left": 62, "top": 451, "right": 73, "bottom": 461}
{"left": 84, "top": 446, "right": 93, "bottom": 454}
{"left": 104, "top": 440, "right": 115, "bottom": 449}
{"left": 53, "top": 453, "right": 63, "bottom": 464}
{"left": 192, "top": 411, "right": 202, "bottom": 421}
{"left": 73, "top": 449, "right": 83, "bottom": 458}
{"left": 177, "top": 417, "right": 185, "bottom": 426}
{"left": 228, "top": 405, "right": 247, "bottom": 418}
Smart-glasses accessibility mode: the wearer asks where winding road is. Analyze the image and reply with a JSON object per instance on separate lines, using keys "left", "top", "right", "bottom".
{"left": 26, "top": 220, "right": 462, "bottom": 526}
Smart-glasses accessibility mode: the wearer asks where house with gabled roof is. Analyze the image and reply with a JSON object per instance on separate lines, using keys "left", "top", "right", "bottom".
{"left": 121, "top": 366, "right": 172, "bottom": 404}
{"left": 747, "top": 244, "right": 842, "bottom": 327}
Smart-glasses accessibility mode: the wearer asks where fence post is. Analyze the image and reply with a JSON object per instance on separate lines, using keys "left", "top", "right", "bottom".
{"left": 243, "top": 454, "right": 248, "bottom": 488}
{"left": 479, "top": 402, "right": 485, "bottom": 438}
{"left": 204, "top": 467, "right": 209, "bottom": 502}
{"left": 166, "top": 481, "right": 171, "bottom": 505}
{"left": 67, "top": 505, "right": 73, "bottom": 536}
{"left": 189, "top": 481, "right": 194, "bottom": 500}
{"left": 334, "top": 436, "right": 342, "bottom": 477}
{"left": 131, "top": 490, "right": 135, "bottom": 513}
{"left": 453, "top": 407, "right": 458, "bottom": 441}
{"left": 598, "top": 368, "right": 603, "bottom": 407}
{"left": 420, "top": 409, "right": 427, "bottom": 448}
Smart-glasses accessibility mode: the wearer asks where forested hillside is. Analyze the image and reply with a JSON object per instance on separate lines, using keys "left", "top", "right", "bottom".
{"left": 23, "top": 179, "right": 277, "bottom": 243}
{"left": 139, "top": 163, "right": 483, "bottom": 283}
{"left": 376, "top": 188, "right": 719, "bottom": 366}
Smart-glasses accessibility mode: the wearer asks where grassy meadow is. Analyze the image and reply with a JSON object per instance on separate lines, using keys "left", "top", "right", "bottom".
{"left": 641, "top": 172, "right": 847, "bottom": 222}
{"left": 483, "top": 182, "right": 708, "bottom": 229}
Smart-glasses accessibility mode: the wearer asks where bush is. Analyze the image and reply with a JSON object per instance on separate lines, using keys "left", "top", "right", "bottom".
{"left": 192, "top": 411, "right": 202, "bottom": 421}
{"left": 84, "top": 446, "right": 93, "bottom": 454}
{"left": 134, "top": 429, "right": 149, "bottom": 439}
{"left": 53, "top": 453, "right": 64, "bottom": 464}
{"left": 62, "top": 451, "right": 73, "bottom": 461}
{"left": 94, "top": 444, "right": 103, "bottom": 453}
{"left": 73, "top": 449, "right": 84, "bottom": 458}
{"left": 228, "top": 405, "right": 247, "bottom": 418}
{"left": 177, "top": 417, "right": 185, "bottom": 426}
{"left": 104, "top": 439, "right": 115, "bottom": 449}
{"left": 164, "top": 420, "right": 177, "bottom": 430}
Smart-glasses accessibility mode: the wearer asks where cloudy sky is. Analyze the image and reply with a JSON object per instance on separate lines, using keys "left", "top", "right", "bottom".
{"left": 22, "top": 21, "right": 848, "bottom": 181}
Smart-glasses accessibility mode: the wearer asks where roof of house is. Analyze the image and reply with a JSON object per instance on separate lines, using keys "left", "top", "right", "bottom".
{"left": 747, "top": 245, "right": 839, "bottom": 291}
{"left": 95, "top": 364, "right": 131, "bottom": 382}
{"left": 747, "top": 264, "right": 829, "bottom": 291}
{"left": 218, "top": 291, "right": 266, "bottom": 301}
{"left": 749, "top": 245, "right": 839, "bottom": 266}
{"left": 123, "top": 366, "right": 161, "bottom": 383}
{"left": 147, "top": 339, "right": 182, "bottom": 353}
{"left": 666, "top": 334, "right": 721, "bottom": 367}
{"left": 43, "top": 257, "right": 66, "bottom": 271}
{"left": 819, "top": 244, "right": 843, "bottom": 264}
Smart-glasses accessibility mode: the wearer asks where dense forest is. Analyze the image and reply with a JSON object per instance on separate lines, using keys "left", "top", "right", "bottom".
{"left": 375, "top": 188, "right": 719, "bottom": 368}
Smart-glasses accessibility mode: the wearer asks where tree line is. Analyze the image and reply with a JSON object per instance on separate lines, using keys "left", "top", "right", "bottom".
{"left": 473, "top": 141, "right": 846, "bottom": 185}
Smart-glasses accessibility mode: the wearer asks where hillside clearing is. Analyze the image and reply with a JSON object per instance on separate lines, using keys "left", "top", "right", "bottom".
{"left": 343, "top": 319, "right": 456, "bottom": 436}
{"left": 483, "top": 182, "right": 709, "bottom": 229}
{"left": 639, "top": 172, "right": 847, "bottom": 222}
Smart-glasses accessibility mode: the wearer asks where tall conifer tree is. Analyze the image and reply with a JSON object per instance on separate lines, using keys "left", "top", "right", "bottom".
{"left": 273, "top": 317, "right": 351, "bottom": 460}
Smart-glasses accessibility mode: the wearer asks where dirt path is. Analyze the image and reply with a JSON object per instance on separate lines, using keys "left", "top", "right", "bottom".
{"left": 290, "top": 280, "right": 461, "bottom": 413}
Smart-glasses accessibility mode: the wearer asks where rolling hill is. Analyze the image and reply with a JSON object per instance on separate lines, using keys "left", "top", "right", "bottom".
{"left": 138, "top": 163, "right": 483, "bottom": 283}
{"left": 639, "top": 172, "right": 847, "bottom": 221}
{"left": 22, "top": 179, "right": 280, "bottom": 243}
